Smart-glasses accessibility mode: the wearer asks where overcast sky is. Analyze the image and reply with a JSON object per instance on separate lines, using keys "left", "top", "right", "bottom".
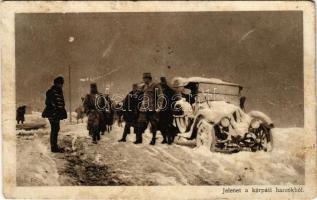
{"left": 15, "top": 11, "right": 303, "bottom": 127}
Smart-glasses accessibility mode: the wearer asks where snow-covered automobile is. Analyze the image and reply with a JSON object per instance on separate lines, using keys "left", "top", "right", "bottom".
{"left": 171, "top": 77, "right": 274, "bottom": 153}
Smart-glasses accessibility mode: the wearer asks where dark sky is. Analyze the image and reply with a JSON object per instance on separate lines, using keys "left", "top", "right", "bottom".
{"left": 15, "top": 12, "right": 303, "bottom": 127}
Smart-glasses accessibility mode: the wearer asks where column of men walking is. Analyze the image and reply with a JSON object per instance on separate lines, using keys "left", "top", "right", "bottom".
{"left": 42, "top": 73, "right": 181, "bottom": 153}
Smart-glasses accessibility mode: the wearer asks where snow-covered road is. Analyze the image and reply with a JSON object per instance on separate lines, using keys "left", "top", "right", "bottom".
{"left": 17, "top": 113, "right": 305, "bottom": 186}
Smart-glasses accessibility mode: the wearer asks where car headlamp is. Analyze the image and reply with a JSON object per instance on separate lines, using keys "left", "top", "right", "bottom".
{"left": 220, "top": 117, "right": 230, "bottom": 127}
{"left": 250, "top": 119, "right": 261, "bottom": 129}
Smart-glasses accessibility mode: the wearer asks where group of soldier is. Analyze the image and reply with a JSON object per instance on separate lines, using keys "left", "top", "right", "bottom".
{"left": 42, "top": 73, "right": 181, "bottom": 153}
{"left": 118, "top": 73, "right": 178, "bottom": 145}
{"left": 83, "top": 72, "right": 179, "bottom": 145}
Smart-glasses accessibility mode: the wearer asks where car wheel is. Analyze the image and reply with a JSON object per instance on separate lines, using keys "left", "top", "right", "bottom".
{"left": 256, "top": 125, "right": 273, "bottom": 152}
{"left": 196, "top": 119, "right": 216, "bottom": 151}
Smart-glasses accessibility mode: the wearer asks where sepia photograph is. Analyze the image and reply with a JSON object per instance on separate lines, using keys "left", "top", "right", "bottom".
{"left": 15, "top": 10, "right": 305, "bottom": 186}
{"left": 1, "top": 1, "right": 316, "bottom": 199}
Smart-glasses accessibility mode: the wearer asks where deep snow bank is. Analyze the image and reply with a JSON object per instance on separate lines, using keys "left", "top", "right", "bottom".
{"left": 17, "top": 130, "right": 60, "bottom": 186}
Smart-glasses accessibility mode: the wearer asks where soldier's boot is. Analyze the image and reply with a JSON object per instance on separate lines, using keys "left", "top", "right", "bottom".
{"left": 118, "top": 132, "right": 128, "bottom": 142}
{"left": 92, "top": 132, "right": 98, "bottom": 144}
{"left": 119, "top": 125, "right": 130, "bottom": 142}
{"left": 161, "top": 132, "right": 167, "bottom": 144}
{"left": 51, "top": 145, "right": 59, "bottom": 152}
{"left": 134, "top": 125, "right": 144, "bottom": 144}
{"left": 133, "top": 131, "right": 142, "bottom": 144}
{"left": 150, "top": 132, "right": 157, "bottom": 145}
{"left": 51, "top": 147, "right": 65, "bottom": 153}
{"left": 167, "top": 135, "right": 173, "bottom": 145}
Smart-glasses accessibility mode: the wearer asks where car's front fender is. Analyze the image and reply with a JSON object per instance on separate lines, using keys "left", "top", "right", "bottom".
{"left": 248, "top": 110, "right": 274, "bottom": 128}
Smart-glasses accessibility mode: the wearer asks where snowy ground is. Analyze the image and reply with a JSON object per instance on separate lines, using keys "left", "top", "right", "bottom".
{"left": 16, "top": 112, "right": 305, "bottom": 186}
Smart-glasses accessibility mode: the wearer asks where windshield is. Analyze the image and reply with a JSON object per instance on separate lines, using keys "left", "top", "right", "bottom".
{"left": 195, "top": 83, "right": 242, "bottom": 105}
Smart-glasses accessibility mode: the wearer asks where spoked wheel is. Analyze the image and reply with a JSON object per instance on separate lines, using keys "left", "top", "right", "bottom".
{"left": 196, "top": 119, "right": 216, "bottom": 151}
{"left": 260, "top": 128, "right": 273, "bottom": 152}
{"left": 254, "top": 125, "right": 273, "bottom": 152}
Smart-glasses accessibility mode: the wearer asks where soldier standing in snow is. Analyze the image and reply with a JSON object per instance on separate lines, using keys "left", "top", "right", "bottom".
{"left": 16, "top": 105, "right": 27, "bottom": 124}
{"left": 118, "top": 83, "right": 142, "bottom": 142}
{"left": 42, "top": 76, "right": 67, "bottom": 153}
{"left": 158, "top": 77, "right": 177, "bottom": 144}
{"left": 134, "top": 73, "right": 163, "bottom": 145}
{"left": 101, "top": 94, "right": 114, "bottom": 134}
{"left": 83, "top": 83, "right": 105, "bottom": 144}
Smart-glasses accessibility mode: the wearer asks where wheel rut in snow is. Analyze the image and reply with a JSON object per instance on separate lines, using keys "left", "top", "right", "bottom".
{"left": 58, "top": 135, "right": 129, "bottom": 186}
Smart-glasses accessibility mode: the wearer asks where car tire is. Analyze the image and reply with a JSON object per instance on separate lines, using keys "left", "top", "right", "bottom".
{"left": 196, "top": 118, "right": 216, "bottom": 152}
{"left": 253, "top": 124, "right": 273, "bottom": 152}
{"left": 262, "top": 127, "right": 273, "bottom": 152}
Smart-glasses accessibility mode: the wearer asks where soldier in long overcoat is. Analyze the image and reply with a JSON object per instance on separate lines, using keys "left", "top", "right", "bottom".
{"left": 42, "top": 76, "right": 67, "bottom": 152}
{"left": 118, "top": 83, "right": 142, "bottom": 142}
{"left": 83, "top": 83, "right": 105, "bottom": 144}
{"left": 134, "top": 73, "right": 163, "bottom": 145}
{"left": 16, "top": 105, "right": 27, "bottom": 124}
{"left": 158, "top": 77, "right": 178, "bottom": 144}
